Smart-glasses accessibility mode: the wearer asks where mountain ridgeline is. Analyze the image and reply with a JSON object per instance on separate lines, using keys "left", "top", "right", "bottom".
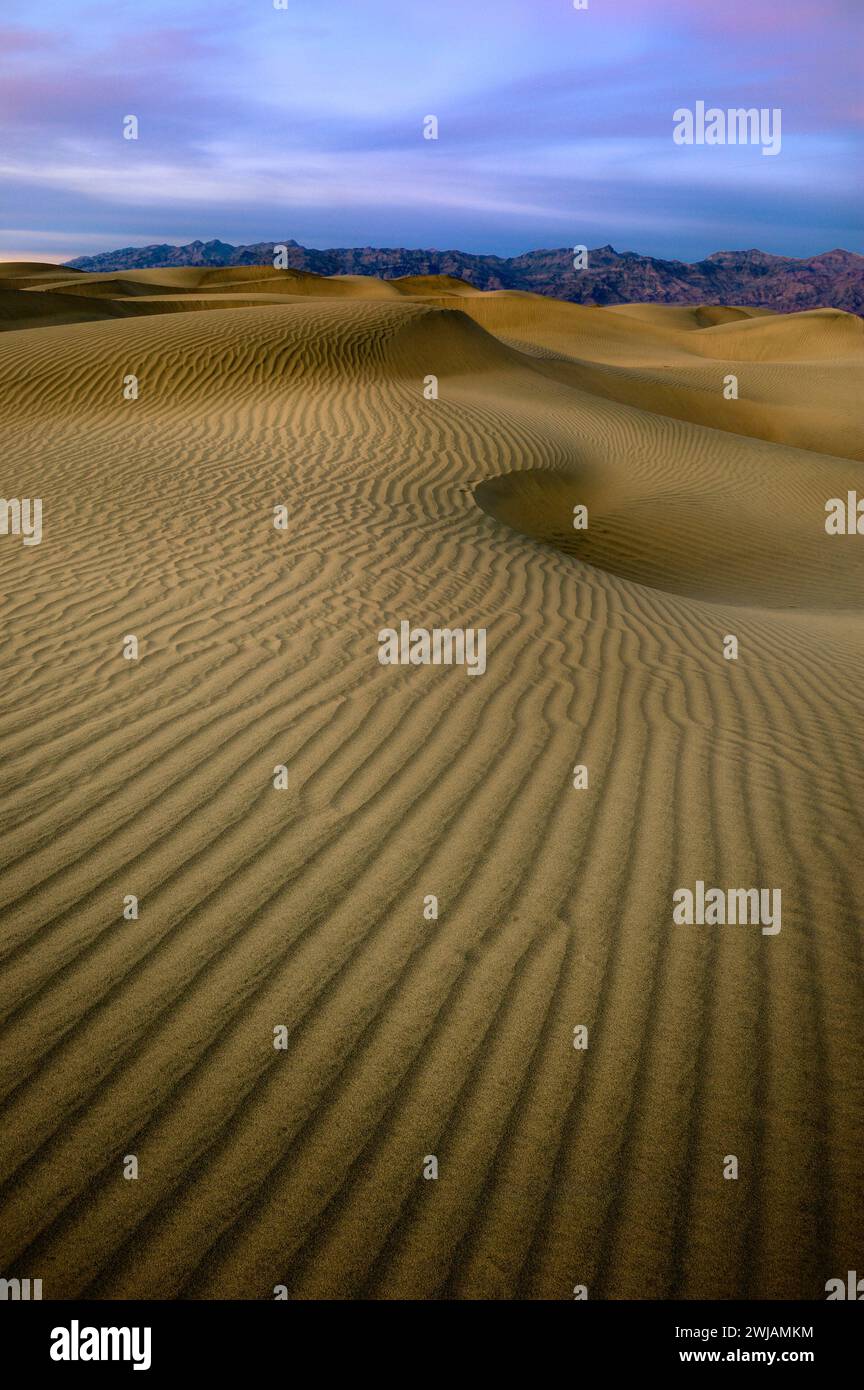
{"left": 65, "top": 240, "right": 864, "bottom": 314}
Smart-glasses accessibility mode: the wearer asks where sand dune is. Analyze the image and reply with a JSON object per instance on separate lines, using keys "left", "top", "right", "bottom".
{"left": 0, "top": 264, "right": 862, "bottom": 1301}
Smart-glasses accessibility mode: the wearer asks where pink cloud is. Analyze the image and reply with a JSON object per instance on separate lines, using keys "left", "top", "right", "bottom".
{"left": 607, "top": 0, "right": 857, "bottom": 36}
{"left": 0, "top": 26, "right": 61, "bottom": 54}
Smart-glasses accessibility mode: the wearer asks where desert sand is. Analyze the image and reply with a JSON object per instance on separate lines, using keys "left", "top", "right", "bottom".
{"left": 0, "top": 261, "right": 862, "bottom": 1300}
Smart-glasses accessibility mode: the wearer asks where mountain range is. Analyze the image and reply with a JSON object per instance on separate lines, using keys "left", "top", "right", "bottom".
{"left": 65, "top": 240, "right": 864, "bottom": 314}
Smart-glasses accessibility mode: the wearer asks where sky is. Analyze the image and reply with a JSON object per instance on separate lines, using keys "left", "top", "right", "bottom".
{"left": 0, "top": 0, "right": 861, "bottom": 264}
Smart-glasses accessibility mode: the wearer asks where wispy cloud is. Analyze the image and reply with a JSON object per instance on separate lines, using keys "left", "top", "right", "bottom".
{"left": 0, "top": 0, "right": 860, "bottom": 261}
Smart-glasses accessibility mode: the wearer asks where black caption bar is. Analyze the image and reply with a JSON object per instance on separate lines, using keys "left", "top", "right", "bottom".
{"left": 1, "top": 1298, "right": 858, "bottom": 1377}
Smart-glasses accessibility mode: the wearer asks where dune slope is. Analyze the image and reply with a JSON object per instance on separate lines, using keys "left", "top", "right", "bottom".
{"left": 0, "top": 270, "right": 862, "bottom": 1301}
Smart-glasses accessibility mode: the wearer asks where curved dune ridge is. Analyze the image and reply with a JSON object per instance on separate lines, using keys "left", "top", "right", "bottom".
{"left": 473, "top": 453, "right": 864, "bottom": 607}
{"left": 0, "top": 264, "right": 863, "bottom": 1301}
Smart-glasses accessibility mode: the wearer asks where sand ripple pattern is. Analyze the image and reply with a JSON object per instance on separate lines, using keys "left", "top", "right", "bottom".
{"left": 0, "top": 283, "right": 862, "bottom": 1300}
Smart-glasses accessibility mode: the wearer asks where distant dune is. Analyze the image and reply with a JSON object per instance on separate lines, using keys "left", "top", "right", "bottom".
{"left": 0, "top": 264, "right": 862, "bottom": 1300}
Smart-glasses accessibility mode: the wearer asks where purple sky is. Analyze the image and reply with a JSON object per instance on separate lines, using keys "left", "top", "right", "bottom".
{"left": 1, "top": 0, "right": 861, "bottom": 263}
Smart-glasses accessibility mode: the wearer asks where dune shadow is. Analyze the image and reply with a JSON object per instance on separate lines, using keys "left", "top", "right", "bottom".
{"left": 474, "top": 466, "right": 864, "bottom": 610}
